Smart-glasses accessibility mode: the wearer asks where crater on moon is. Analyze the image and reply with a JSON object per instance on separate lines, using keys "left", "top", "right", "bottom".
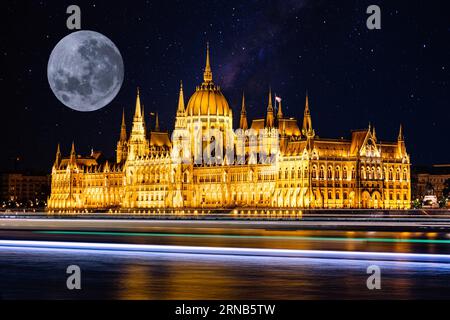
{"left": 47, "top": 30, "right": 124, "bottom": 112}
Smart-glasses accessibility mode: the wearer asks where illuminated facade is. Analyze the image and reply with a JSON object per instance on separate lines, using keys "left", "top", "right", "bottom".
{"left": 48, "top": 45, "right": 411, "bottom": 211}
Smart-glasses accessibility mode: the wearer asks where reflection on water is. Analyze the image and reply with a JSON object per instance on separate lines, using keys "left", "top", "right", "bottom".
{"left": 1, "top": 247, "right": 450, "bottom": 300}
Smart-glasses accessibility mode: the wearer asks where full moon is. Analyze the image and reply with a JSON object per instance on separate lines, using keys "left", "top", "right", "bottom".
{"left": 47, "top": 30, "right": 124, "bottom": 112}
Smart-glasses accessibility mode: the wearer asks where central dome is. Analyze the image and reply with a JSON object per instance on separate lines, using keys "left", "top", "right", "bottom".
{"left": 186, "top": 83, "right": 231, "bottom": 117}
{"left": 185, "top": 44, "right": 232, "bottom": 117}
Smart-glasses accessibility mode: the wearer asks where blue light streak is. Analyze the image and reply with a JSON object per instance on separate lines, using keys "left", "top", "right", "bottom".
{"left": 1, "top": 240, "right": 450, "bottom": 263}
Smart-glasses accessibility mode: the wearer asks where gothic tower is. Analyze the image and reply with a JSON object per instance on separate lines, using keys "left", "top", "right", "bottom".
{"left": 239, "top": 92, "right": 248, "bottom": 130}
{"left": 266, "top": 88, "right": 274, "bottom": 128}
{"left": 116, "top": 109, "right": 128, "bottom": 163}
{"left": 128, "top": 88, "right": 148, "bottom": 159}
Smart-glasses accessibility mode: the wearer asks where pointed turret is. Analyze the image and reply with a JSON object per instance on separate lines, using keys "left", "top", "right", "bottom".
{"left": 155, "top": 113, "right": 160, "bottom": 132}
{"left": 131, "top": 88, "right": 146, "bottom": 135}
{"left": 302, "top": 92, "right": 313, "bottom": 135}
{"left": 129, "top": 87, "right": 148, "bottom": 159}
{"left": 54, "top": 143, "right": 61, "bottom": 167}
{"left": 397, "top": 124, "right": 407, "bottom": 158}
{"left": 175, "top": 81, "right": 186, "bottom": 129}
{"left": 398, "top": 124, "right": 404, "bottom": 141}
{"left": 120, "top": 109, "right": 127, "bottom": 141}
{"left": 142, "top": 104, "right": 147, "bottom": 132}
{"left": 276, "top": 95, "right": 283, "bottom": 119}
{"left": 203, "top": 42, "right": 213, "bottom": 83}
{"left": 239, "top": 92, "right": 248, "bottom": 130}
{"left": 266, "top": 88, "right": 274, "bottom": 127}
{"left": 177, "top": 81, "right": 185, "bottom": 114}
{"left": 70, "top": 141, "right": 76, "bottom": 162}
{"left": 304, "top": 94, "right": 315, "bottom": 152}
{"left": 134, "top": 87, "right": 142, "bottom": 119}
{"left": 104, "top": 160, "right": 110, "bottom": 173}
{"left": 117, "top": 110, "right": 128, "bottom": 164}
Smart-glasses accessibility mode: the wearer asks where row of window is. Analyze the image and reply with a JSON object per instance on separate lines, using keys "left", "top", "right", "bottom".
{"left": 137, "top": 194, "right": 164, "bottom": 202}
{"left": 279, "top": 166, "right": 409, "bottom": 181}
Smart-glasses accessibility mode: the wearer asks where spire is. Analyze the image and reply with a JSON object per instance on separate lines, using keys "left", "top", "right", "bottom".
{"left": 54, "top": 143, "right": 61, "bottom": 166}
{"left": 155, "top": 112, "right": 160, "bottom": 131}
{"left": 104, "top": 160, "right": 110, "bottom": 173}
{"left": 134, "top": 87, "right": 142, "bottom": 118}
{"left": 268, "top": 87, "right": 273, "bottom": 110}
{"left": 304, "top": 91, "right": 310, "bottom": 114}
{"left": 129, "top": 87, "right": 147, "bottom": 146}
{"left": 70, "top": 141, "right": 76, "bottom": 162}
{"left": 239, "top": 92, "right": 248, "bottom": 130}
{"left": 266, "top": 87, "right": 274, "bottom": 127}
{"left": 177, "top": 81, "right": 185, "bottom": 114}
{"left": 302, "top": 91, "right": 313, "bottom": 135}
{"left": 276, "top": 95, "right": 283, "bottom": 119}
{"left": 372, "top": 125, "right": 377, "bottom": 140}
{"left": 144, "top": 105, "right": 150, "bottom": 135}
{"left": 203, "top": 42, "right": 213, "bottom": 83}
{"left": 117, "top": 110, "right": 128, "bottom": 164}
{"left": 398, "top": 124, "right": 404, "bottom": 141}
{"left": 397, "top": 123, "right": 407, "bottom": 158}
{"left": 175, "top": 81, "right": 186, "bottom": 130}
{"left": 241, "top": 92, "right": 246, "bottom": 114}
{"left": 120, "top": 109, "right": 127, "bottom": 141}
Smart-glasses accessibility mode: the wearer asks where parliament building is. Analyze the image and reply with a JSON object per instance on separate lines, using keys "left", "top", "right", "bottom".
{"left": 48, "top": 45, "right": 411, "bottom": 211}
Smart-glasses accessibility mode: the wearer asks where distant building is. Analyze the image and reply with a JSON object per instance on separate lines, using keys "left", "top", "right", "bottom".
{"left": 0, "top": 172, "right": 51, "bottom": 204}
{"left": 412, "top": 164, "right": 450, "bottom": 200}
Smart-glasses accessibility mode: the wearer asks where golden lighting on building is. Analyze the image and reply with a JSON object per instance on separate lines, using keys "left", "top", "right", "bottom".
{"left": 48, "top": 44, "right": 411, "bottom": 212}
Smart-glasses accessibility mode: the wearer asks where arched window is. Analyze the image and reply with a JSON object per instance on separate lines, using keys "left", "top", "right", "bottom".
{"left": 319, "top": 166, "right": 324, "bottom": 180}
{"left": 403, "top": 169, "right": 407, "bottom": 181}
{"left": 343, "top": 167, "right": 348, "bottom": 180}
{"left": 335, "top": 167, "right": 340, "bottom": 180}
{"left": 389, "top": 169, "right": 393, "bottom": 181}
{"left": 312, "top": 166, "right": 317, "bottom": 179}
{"left": 327, "top": 167, "right": 332, "bottom": 179}
{"left": 395, "top": 169, "right": 400, "bottom": 181}
{"left": 361, "top": 166, "right": 366, "bottom": 179}
{"left": 336, "top": 192, "right": 340, "bottom": 200}
{"left": 351, "top": 167, "right": 356, "bottom": 179}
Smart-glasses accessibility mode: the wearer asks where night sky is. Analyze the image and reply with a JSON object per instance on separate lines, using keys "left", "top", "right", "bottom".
{"left": 2, "top": 0, "right": 449, "bottom": 172}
